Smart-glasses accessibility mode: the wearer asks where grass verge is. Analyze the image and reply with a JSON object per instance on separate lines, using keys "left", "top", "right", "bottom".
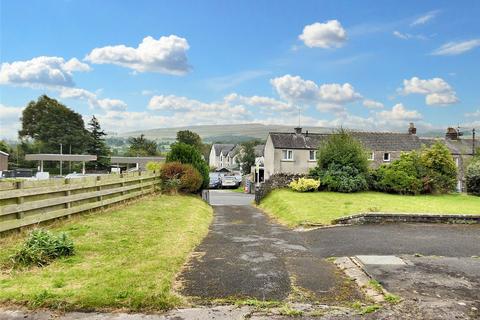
{"left": 0, "top": 195, "right": 213, "bottom": 311}
{"left": 258, "top": 189, "right": 480, "bottom": 227}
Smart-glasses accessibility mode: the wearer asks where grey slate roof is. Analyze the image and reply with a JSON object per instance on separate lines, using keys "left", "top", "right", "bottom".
{"left": 213, "top": 144, "right": 236, "bottom": 156}
{"left": 269, "top": 132, "right": 423, "bottom": 151}
{"left": 420, "top": 137, "right": 476, "bottom": 155}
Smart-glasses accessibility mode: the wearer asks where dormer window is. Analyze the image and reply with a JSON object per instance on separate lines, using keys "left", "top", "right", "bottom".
{"left": 383, "top": 152, "right": 391, "bottom": 162}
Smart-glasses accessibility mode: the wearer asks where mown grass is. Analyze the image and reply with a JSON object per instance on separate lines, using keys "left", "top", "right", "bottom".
{"left": 0, "top": 195, "right": 213, "bottom": 311}
{"left": 259, "top": 189, "right": 480, "bottom": 227}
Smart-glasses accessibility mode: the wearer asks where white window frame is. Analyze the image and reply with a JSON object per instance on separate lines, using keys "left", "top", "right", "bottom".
{"left": 282, "top": 149, "right": 294, "bottom": 161}
{"left": 383, "top": 152, "right": 391, "bottom": 162}
{"left": 309, "top": 150, "right": 317, "bottom": 161}
{"left": 368, "top": 152, "right": 375, "bottom": 161}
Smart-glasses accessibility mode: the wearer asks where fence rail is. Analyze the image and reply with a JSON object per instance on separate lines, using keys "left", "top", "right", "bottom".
{"left": 0, "top": 172, "right": 161, "bottom": 233}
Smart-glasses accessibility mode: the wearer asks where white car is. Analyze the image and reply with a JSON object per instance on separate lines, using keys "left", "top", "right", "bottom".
{"left": 221, "top": 175, "right": 238, "bottom": 188}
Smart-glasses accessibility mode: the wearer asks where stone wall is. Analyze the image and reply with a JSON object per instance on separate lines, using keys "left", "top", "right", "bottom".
{"left": 254, "top": 173, "right": 304, "bottom": 204}
{"left": 333, "top": 213, "right": 480, "bottom": 225}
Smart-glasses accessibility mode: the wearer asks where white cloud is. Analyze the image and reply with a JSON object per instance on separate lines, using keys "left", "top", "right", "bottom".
{"left": 59, "top": 87, "right": 127, "bottom": 111}
{"left": 299, "top": 20, "right": 347, "bottom": 49}
{"left": 431, "top": 39, "right": 480, "bottom": 56}
{"left": 0, "top": 104, "right": 24, "bottom": 138}
{"left": 465, "top": 109, "right": 480, "bottom": 118}
{"left": 363, "top": 99, "right": 384, "bottom": 109}
{"left": 377, "top": 103, "right": 422, "bottom": 121}
{"left": 270, "top": 74, "right": 362, "bottom": 112}
{"left": 0, "top": 56, "right": 91, "bottom": 88}
{"left": 400, "top": 77, "right": 459, "bottom": 106}
{"left": 411, "top": 10, "right": 439, "bottom": 26}
{"left": 85, "top": 35, "right": 190, "bottom": 75}
{"left": 270, "top": 75, "right": 319, "bottom": 102}
{"left": 392, "top": 31, "right": 427, "bottom": 40}
{"left": 224, "top": 93, "right": 293, "bottom": 112}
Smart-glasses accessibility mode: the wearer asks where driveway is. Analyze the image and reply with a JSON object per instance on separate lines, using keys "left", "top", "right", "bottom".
{"left": 179, "top": 191, "right": 480, "bottom": 302}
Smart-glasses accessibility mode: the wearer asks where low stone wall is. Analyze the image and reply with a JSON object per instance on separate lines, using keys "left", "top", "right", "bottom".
{"left": 333, "top": 213, "right": 480, "bottom": 225}
{"left": 254, "top": 173, "right": 304, "bottom": 204}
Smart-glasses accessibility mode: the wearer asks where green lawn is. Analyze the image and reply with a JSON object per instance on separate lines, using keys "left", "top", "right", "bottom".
{"left": 0, "top": 195, "right": 213, "bottom": 311}
{"left": 259, "top": 189, "right": 480, "bottom": 227}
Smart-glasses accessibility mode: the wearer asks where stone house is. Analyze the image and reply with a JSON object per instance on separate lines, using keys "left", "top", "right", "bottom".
{"left": 209, "top": 143, "right": 265, "bottom": 173}
{"left": 263, "top": 125, "right": 423, "bottom": 180}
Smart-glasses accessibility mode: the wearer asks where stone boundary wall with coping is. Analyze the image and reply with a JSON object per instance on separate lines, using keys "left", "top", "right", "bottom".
{"left": 254, "top": 173, "right": 305, "bottom": 204}
{"left": 333, "top": 213, "right": 480, "bottom": 225}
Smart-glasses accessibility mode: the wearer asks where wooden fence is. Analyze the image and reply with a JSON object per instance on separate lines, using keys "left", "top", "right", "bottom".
{"left": 0, "top": 172, "right": 161, "bottom": 233}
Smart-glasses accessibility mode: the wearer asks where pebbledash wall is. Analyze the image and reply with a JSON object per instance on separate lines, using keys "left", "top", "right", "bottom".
{"left": 0, "top": 172, "right": 161, "bottom": 233}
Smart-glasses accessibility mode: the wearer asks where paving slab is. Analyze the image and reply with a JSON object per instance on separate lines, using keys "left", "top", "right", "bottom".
{"left": 355, "top": 255, "right": 406, "bottom": 265}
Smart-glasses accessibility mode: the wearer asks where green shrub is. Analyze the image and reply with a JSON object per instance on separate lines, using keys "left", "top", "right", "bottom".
{"left": 167, "top": 143, "right": 209, "bottom": 188}
{"left": 145, "top": 161, "right": 163, "bottom": 172}
{"left": 374, "top": 152, "right": 425, "bottom": 195}
{"left": 466, "top": 160, "right": 480, "bottom": 195}
{"left": 320, "top": 163, "right": 368, "bottom": 193}
{"left": 289, "top": 178, "right": 320, "bottom": 192}
{"left": 11, "top": 229, "right": 74, "bottom": 267}
{"left": 421, "top": 142, "right": 457, "bottom": 193}
{"left": 311, "top": 129, "right": 368, "bottom": 193}
{"left": 160, "top": 161, "right": 202, "bottom": 193}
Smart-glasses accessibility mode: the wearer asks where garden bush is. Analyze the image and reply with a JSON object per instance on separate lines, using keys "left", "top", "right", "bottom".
{"left": 421, "top": 142, "right": 457, "bottom": 193}
{"left": 289, "top": 178, "right": 320, "bottom": 192}
{"left": 310, "top": 129, "right": 369, "bottom": 193}
{"left": 145, "top": 161, "right": 163, "bottom": 172}
{"left": 11, "top": 229, "right": 74, "bottom": 267}
{"left": 374, "top": 152, "right": 425, "bottom": 195}
{"left": 466, "top": 160, "right": 480, "bottom": 195}
{"left": 167, "top": 143, "right": 210, "bottom": 188}
{"left": 160, "top": 162, "right": 202, "bottom": 193}
{"left": 319, "top": 163, "right": 368, "bottom": 193}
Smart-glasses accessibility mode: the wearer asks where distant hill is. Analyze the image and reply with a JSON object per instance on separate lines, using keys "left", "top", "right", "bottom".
{"left": 119, "top": 123, "right": 333, "bottom": 142}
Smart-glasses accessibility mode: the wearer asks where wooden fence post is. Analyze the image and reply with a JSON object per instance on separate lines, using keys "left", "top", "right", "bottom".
{"left": 96, "top": 176, "right": 102, "bottom": 202}
{"left": 15, "top": 181, "right": 24, "bottom": 219}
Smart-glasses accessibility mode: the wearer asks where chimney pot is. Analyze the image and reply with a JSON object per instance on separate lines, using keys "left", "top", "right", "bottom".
{"left": 294, "top": 127, "right": 302, "bottom": 134}
{"left": 408, "top": 123, "right": 417, "bottom": 135}
{"left": 445, "top": 127, "right": 459, "bottom": 140}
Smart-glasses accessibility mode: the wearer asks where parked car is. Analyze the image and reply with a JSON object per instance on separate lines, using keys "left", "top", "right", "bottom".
{"left": 221, "top": 175, "right": 239, "bottom": 188}
{"left": 208, "top": 173, "right": 222, "bottom": 189}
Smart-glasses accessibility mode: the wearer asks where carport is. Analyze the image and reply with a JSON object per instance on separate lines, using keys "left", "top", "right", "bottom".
{"left": 25, "top": 154, "right": 97, "bottom": 175}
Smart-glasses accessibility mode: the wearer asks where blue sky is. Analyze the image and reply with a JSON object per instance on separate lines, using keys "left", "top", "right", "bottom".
{"left": 1, "top": 0, "right": 480, "bottom": 138}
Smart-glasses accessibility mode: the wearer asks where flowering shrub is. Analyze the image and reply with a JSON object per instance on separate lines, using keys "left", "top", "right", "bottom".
{"left": 289, "top": 178, "right": 320, "bottom": 192}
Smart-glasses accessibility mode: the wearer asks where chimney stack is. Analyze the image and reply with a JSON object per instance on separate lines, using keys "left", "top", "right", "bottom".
{"left": 408, "top": 123, "right": 417, "bottom": 135}
{"left": 294, "top": 127, "right": 302, "bottom": 134}
{"left": 445, "top": 127, "right": 459, "bottom": 140}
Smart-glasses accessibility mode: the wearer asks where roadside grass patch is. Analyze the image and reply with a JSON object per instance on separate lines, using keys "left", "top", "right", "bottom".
{"left": 259, "top": 189, "right": 480, "bottom": 227}
{"left": 279, "top": 305, "right": 304, "bottom": 317}
{"left": 385, "top": 293, "right": 402, "bottom": 304}
{"left": 0, "top": 195, "right": 213, "bottom": 311}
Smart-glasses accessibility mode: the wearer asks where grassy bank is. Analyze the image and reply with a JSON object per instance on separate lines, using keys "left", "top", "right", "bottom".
{"left": 0, "top": 195, "right": 213, "bottom": 311}
{"left": 259, "top": 189, "right": 480, "bottom": 227}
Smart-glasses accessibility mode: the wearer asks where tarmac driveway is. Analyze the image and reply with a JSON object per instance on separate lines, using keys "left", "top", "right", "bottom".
{"left": 178, "top": 190, "right": 480, "bottom": 306}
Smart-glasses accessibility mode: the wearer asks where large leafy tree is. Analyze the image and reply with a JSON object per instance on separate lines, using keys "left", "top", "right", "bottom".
{"left": 19, "top": 95, "right": 88, "bottom": 153}
{"left": 127, "top": 134, "right": 158, "bottom": 156}
{"left": 86, "top": 116, "right": 111, "bottom": 170}
{"left": 237, "top": 140, "right": 259, "bottom": 174}
{"left": 176, "top": 130, "right": 203, "bottom": 150}
{"left": 421, "top": 141, "right": 457, "bottom": 193}
{"left": 166, "top": 142, "right": 209, "bottom": 188}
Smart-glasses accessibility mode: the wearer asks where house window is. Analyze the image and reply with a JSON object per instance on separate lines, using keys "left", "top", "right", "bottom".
{"left": 309, "top": 150, "right": 317, "bottom": 161}
{"left": 282, "top": 149, "right": 293, "bottom": 160}
{"left": 368, "top": 152, "right": 375, "bottom": 161}
{"left": 383, "top": 152, "right": 391, "bottom": 162}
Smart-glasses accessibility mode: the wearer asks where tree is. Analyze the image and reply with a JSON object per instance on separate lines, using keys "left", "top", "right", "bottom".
{"left": 311, "top": 129, "right": 368, "bottom": 193}
{"left": 466, "top": 160, "right": 480, "bottom": 195}
{"left": 237, "top": 141, "right": 257, "bottom": 174}
{"left": 176, "top": 130, "right": 203, "bottom": 150}
{"left": 421, "top": 142, "right": 457, "bottom": 193}
{"left": 19, "top": 95, "right": 88, "bottom": 153}
{"left": 0, "top": 140, "right": 9, "bottom": 153}
{"left": 127, "top": 134, "right": 158, "bottom": 156}
{"left": 86, "top": 116, "right": 111, "bottom": 170}
{"left": 166, "top": 143, "right": 210, "bottom": 188}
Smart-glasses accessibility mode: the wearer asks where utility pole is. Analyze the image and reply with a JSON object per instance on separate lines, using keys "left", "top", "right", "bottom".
{"left": 473, "top": 128, "right": 476, "bottom": 156}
